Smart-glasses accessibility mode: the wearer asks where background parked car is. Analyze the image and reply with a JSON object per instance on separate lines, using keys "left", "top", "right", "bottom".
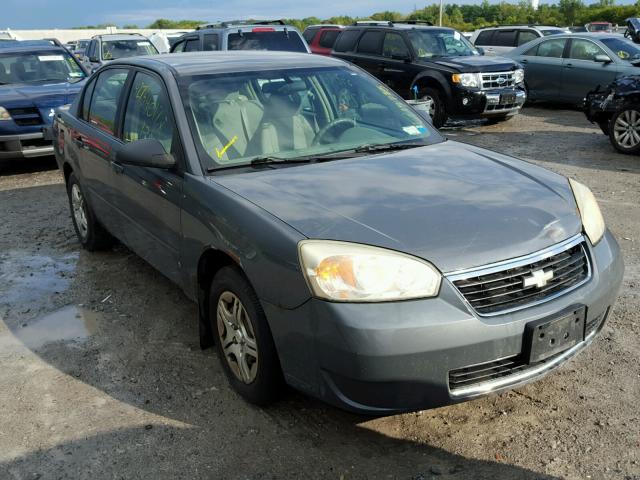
{"left": 508, "top": 33, "right": 640, "bottom": 105}
{"left": 82, "top": 33, "right": 158, "bottom": 72}
{"left": 72, "top": 39, "right": 90, "bottom": 59}
{"left": 586, "top": 22, "right": 614, "bottom": 33}
{"left": 0, "top": 42, "right": 87, "bottom": 160}
{"left": 170, "top": 20, "right": 309, "bottom": 53}
{"left": 470, "top": 25, "right": 570, "bottom": 56}
{"left": 331, "top": 21, "right": 526, "bottom": 127}
{"left": 303, "top": 24, "right": 344, "bottom": 55}
{"left": 585, "top": 75, "right": 640, "bottom": 154}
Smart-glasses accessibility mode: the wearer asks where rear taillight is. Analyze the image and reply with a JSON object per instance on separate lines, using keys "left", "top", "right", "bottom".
{"left": 252, "top": 27, "right": 275, "bottom": 32}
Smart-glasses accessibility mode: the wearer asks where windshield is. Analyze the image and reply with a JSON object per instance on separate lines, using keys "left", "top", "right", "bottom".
{"left": 542, "top": 29, "right": 566, "bottom": 36}
{"left": 102, "top": 39, "right": 158, "bottom": 60}
{"left": 0, "top": 51, "right": 86, "bottom": 84}
{"left": 601, "top": 37, "right": 640, "bottom": 62}
{"left": 77, "top": 40, "right": 89, "bottom": 49}
{"left": 227, "top": 31, "right": 307, "bottom": 52}
{"left": 407, "top": 29, "right": 479, "bottom": 58}
{"left": 180, "top": 66, "right": 441, "bottom": 171}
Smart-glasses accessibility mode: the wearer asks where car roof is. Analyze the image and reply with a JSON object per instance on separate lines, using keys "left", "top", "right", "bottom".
{"left": 0, "top": 43, "right": 68, "bottom": 54}
{"left": 545, "top": 32, "right": 622, "bottom": 40}
{"left": 476, "top": 25, "right": 566, "bottom": 31}
{"left": 344, "top": 24, "right": 454, "bottom": 32}
{"left": 95, "top": 34, "right": 146, "bottom": 41}
{"left": 107, "top": 51, "right": 345, "bottom": 76}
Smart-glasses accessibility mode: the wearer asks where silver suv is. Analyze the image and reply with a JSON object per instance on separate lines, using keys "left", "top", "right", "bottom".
{"left": 470, "top": 25, "right": 570, "bottom": 56}
{"left": 81, "top": 33, "right": 159, "bottom": 72}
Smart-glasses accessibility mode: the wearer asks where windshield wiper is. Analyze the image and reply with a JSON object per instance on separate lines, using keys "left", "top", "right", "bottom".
{"left": 353, "top": 142, "right": 427, "bottom": 153}
{"left": 207, "top": 151, "right": 365, "bottom": 173}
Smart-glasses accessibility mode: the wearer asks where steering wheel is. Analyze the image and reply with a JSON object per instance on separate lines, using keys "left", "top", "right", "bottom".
{"left": 312, "top": 118, "right": 357, "bottom": 145}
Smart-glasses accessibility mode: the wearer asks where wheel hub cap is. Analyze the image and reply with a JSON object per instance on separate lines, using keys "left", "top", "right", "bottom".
{"left": 216, "top": 291, "right": 258, "bottom": 384}
{"left": 613, "top": 109, "right": 640, "bottom": 149}
{"left": 71, "top": 184, "right": 88, "bottom": 239}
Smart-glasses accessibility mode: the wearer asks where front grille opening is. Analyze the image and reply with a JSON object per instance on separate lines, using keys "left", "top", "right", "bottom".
{"left": 21, "top": 138, "right": 49, "bottom": 149}
{"left": 486, "top": 103, "right": 517, "bottom": 111}
{"left": 453, "top": 242, "right": 590, "bottom": 315}
{"left": 449, "top": 306, "right": 610, "bottom": 392}
{"left": 481, "top": 72, "right": 516, "bottom": 89}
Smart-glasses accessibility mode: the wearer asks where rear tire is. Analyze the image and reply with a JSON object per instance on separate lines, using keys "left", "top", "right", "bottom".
{"left": 609, "top": 107, "right": 640, "bottom": 154}
{"left": 209, "top": 266, "right": 283, "bottom": 405}
{"left": 66, "top": 172, "right": 113, "bottom": 251}
{"left": 421, "top": 87, "right": 447, "bottom": 128}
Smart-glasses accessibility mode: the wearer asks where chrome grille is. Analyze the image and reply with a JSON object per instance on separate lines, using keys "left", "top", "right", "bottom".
{"left": 449, "top": 236, "right": 590, "bottom": 316}
{"left": 481, "top": 71, "right": 516, "bottom": 89}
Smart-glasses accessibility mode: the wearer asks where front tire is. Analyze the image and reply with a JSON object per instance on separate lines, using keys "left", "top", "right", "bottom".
{"left": 209, "top": 266, "right": 283, "bottom": 405}
{"left": 609, "top": 108, "right": 640, "bottom": 154}
{"left": 66, "top": 172, "right": 113, "bottom": 251}
{"left": 421, "top": 87, "right": 447, "bottom": 128}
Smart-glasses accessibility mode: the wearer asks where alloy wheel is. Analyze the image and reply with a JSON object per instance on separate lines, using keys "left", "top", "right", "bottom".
{"left": 71, "top": 183, "right": 89, "bottom": 240}
{"left": 422, "top": 95, "right": 437, "bottom": 117}
{"left": 613, "top": 109, "right": 640, "bottom": 149}
{"left": 216, "top": 291, "right": 259, "bottom": 384}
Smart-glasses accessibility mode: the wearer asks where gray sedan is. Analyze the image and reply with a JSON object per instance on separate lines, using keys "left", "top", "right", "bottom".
{"left": 507, "top": 33, "right": 640, "bottom": 104}
{"left": 51, "top": 52, "right": 623, "bottom": 414}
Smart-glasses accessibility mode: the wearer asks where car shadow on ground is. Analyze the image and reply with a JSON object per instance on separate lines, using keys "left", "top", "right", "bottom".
{"left": 0, "top": 156, "right": 58, "bottom": 176}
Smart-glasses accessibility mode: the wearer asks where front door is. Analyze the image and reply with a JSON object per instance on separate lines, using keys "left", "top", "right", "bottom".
{"left": 379, "top": 32, "right": 415, "bottom": 97}
{"left": 109, "top": 70, "right": 184, "bottom": 284}
{"left": 561, "top": 38, "right": 619, "bottom": 104}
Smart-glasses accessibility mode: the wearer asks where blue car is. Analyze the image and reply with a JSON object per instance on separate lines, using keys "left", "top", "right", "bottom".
{"left": 0, "top": 42, "right": 88, "bottom": 160}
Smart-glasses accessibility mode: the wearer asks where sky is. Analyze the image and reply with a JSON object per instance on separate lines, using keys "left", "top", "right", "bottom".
{"left": 3, "top": 0, "right": 637, "bottom": 29}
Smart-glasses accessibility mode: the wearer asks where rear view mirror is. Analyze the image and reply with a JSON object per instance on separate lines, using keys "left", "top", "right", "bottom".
{"left": 595, "top": 54, "right": 612, "bottom": 63}
{"left": 116, "top": 139, "right": 176, "bottom": 169}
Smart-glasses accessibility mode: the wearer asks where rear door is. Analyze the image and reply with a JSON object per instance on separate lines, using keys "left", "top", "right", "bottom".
{"left": 561, "top": 38, "right": 619, "bottom": 104}
{"left": 519, "top": 37, "right": 567, "bottom": 100}
{"left": 352, "top": 30, "right": 384, "bottom": 76}
{"left": 109, "top": 69, "right": 184, "bottom": 283}
{"left": 75, "top": 67, "right": 131, "bottom": 229}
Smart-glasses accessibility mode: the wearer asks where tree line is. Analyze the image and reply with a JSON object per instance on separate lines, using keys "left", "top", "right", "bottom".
{"left": 75, "top": 0, "right": 640, "bottom": 32}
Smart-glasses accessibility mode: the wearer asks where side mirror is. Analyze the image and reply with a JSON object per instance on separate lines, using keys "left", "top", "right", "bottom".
{"left": 391, "top": 53, "right": 411, "bottom": 62}
{"left": 476, "top": 47, "right": 485, "bottom": 55}
{"left": 595, "top": 54, "right": 612, "bottom": 63}
{"left": 116, "top": 139, "right": 176, "bottom": 169}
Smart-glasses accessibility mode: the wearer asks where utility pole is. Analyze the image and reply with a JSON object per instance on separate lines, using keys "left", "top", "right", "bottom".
{"left": 439, "top": 0, "right": 444, "bottom": 26}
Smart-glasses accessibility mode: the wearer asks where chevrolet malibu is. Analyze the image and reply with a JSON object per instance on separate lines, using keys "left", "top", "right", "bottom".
{"left": 51, "top": 52, "right": 623, "bottom": 413}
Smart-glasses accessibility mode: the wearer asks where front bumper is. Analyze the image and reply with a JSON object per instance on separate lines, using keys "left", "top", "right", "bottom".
{"left": 264, "top": 230, "right": 623, "bottom": 414}
{"left": 450, "top": 86, "right": 526, "bottom": 119}
{"left": 0, "top": 132, "right": 54, "bottom": 159}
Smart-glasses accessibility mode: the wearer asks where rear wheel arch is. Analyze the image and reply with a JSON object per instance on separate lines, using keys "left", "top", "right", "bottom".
{"left": 63, "top": 162, "right": 73, "bottom": 185}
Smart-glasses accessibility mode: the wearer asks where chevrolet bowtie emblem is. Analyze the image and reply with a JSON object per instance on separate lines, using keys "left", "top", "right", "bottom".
{"left": 523, "top": 268, "right": 554, "bottom": 289}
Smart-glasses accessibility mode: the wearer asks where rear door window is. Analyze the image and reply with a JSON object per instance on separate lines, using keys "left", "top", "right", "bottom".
{"left": 382, "top": 33, "right": 410, "bottom": 58}
{"left": 474, "top": 30, "right": 494, "bottom": 46}
{"left": 184, "top": 38, "right": 200, "bottom": 52}
{"left": 333, "top": 30, "right": 360, "bottom": 52}
{"left": 303, "top": 28, "right": 318, "bottom": 44}
{"left": 517, "top": 30, "right": 538, "bottom": 46}
{"left": 319, "top": 30, "right": 341, "bottom": 48}
{"left": 535, "top": 38, "right": 567, "bottom": 58}
{"left": 492, "top": 30, "right": 517, "bottom": 47}
{"left": 357, "top": 31, "right": 383, "bottom": 55}
{"left": 227, "top": 31, "right": 307, "bottom": 52}
{"left": 203, "top": 34, "right": 219, "bottom": 51}
{"left": 88, "top": 69, "right": 129, "bottom": 135}
{"left": 172, "top": 40, "right": 186, "bottom": 52}
{"left": 81, "top": 78, "right": 96, "bottom": 120}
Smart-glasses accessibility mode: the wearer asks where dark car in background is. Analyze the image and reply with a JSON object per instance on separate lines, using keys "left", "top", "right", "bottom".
{"left": 331, "top": 21, "right": 526, "bottom": 127}
{"left": 303, "top": 24, "right": 344, "bottom": 55}
{"left": 82, "top": 33, "right": 158, "bottom": 72}
{"left": 585, "top": 75, "right": 640, "bottom": 154}
{"left": 0, "top": 42, "right": 87, "bottom": 160}
{"left": 50, "top": 51, "right": 622, "bottom": 413}
{"left": 170, "top": 20, "right": 309, "bottom": 53}
{"left": 508, "top": 33, "right": 640, "bottom": 105}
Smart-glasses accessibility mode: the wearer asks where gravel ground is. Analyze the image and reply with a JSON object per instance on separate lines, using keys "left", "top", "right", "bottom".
{"left": 0, "top": 107, "right": 638, "bottom": 480}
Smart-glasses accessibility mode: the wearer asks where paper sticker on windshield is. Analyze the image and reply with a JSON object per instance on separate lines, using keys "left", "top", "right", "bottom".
{"left": 137, "top": 41, "right": 150, "bottom": 46}
{"left": 454, "top": 31, "right": 460, "bottom": 40}
{"left": 69, "top": 72, "right": 84, "bottom": 77}
{"left": 38, "top": 55, "right": 64, "bottom": 61}
{"left": 403, "top": 126, "right": 422, "bottom": 135}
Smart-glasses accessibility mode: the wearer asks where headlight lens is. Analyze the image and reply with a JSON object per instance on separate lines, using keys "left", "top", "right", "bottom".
{"left": 298, "top": 240, "right": 441, "bottom": 302}
{"left": 569, "top": 178, "right": 605, "bottom": 245}
{"left": 0, "top": 106, "right": 11, "bottom": 121}
{"left": 452, "top": 73, "right": 480, "bottom": 88}
{"left": 514, "top": 68, "right": 525, "bottom": 84}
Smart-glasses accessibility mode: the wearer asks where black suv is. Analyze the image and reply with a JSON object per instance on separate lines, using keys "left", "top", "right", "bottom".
{"left": 331, "top": 21, "right": 526, "bottom": 127}
{"left": 170, "top": 20, "right": 309, "bottom": 53}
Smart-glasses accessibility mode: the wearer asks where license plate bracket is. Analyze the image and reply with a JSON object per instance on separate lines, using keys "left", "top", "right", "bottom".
{"left": 500, "top": 93, "right": 517, "bottom": 105}
{"left": 523, "top": 307, "right": 586, "bottom": 363}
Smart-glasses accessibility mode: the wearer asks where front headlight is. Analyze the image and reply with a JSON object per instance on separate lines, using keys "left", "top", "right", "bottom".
{"left": 298, "top": 240, "right": 441, "bottom": 302}
{"left": 452, "top": 73, "right": 480, "bottom": 88}
{"left": 0, "top": 106, "right": 11, "bottom": 121}
{"left": 514, "top": 68, "right": 525, "bottom": 84}
{"left": 569, "top": 178, "right": 605, "bottom": 245}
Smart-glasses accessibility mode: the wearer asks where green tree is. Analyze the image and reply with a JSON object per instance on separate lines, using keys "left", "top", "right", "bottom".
{"left": 558, "top": 0, "right": 585, "bottom": 25}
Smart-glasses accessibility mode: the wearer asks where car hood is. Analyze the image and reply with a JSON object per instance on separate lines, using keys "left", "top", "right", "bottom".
{"left": 0, "top": 81, "right": 84, "bottom": 109}
{"left": 212, "top": 141, "right": 582, "bottom": 273}
{"left": 421, "top": 55, "right": 518, "bottom": 73}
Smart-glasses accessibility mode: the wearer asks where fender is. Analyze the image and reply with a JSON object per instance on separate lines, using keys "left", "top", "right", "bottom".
{"left": 411, "top": 71, "right": 455, "bottom": 111}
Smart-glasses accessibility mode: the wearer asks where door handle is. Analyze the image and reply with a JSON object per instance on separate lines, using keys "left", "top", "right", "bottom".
{"left": 110, "top": 160, "right": 124, "bottom": 174}
{"left": 74, "top": 135, "right": 87, "bottom": 149}
{"left": 564, "top": 63, "right": 573, "bottom": 69}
